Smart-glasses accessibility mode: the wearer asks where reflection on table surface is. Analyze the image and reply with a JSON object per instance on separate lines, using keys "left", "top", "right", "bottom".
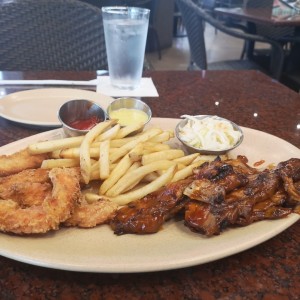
{"left": 0, "top": 70, "right": 299, "bottom": 299}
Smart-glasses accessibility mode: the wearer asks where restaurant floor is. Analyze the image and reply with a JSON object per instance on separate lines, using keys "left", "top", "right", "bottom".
{"left": 146, "top": 24, "right": 246, "bottom": 71}
{"left": 146, "top": 25, "right": 300, "bottom": 93}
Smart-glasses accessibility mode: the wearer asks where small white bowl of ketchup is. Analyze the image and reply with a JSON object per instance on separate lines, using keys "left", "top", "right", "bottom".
{"left": 106, "top": 98, "right": 152, "bottom": 131}
{"left": 58, "top": 99, "right": 106, "bottom": 136}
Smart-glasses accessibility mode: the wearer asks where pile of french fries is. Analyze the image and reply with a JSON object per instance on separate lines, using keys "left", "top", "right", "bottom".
{"left": 28, "top": 120, "right": 221, "bottom": 206}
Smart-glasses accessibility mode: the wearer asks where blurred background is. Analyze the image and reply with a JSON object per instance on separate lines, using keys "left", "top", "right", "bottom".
{"left": 80, "top": 0, "right": 246, "bottom": 71}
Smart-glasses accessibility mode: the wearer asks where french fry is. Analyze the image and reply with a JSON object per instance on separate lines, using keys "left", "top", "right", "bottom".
{"left": 27, "top": 121, "right": 222, "bottom": 209}
{"left": 128, "top": 143, "right": 144, "bottom": 162}
{"left": 148, "top": 131, "right": 174, "bottom": 143}
{"left": 141, "top": 149, "right": 185, "bottom": 165}
{"left": 142, "top": 142, "right": 171, "bottom": 152}
{"left": 59, "top": 147, "right": 100, "bottom": 159}
{"left": 90, "top": 169, "right": 100, "bottom": 181}
{"left": 115, "top": 122, "right": 144, "bottom": 139}
{"left": 96, "top": 124, "right": 121, "bottom": 142}
{"left": 122, "top": 162, "right": 143, "bottom": 192}
{"left": 109, "top": 128, "right": 162, "bottom": 163}
{"left": 99, "top": 154, "right": 133, "bottom": 195}
{"left": 155, "top": 162, "right": 186, "bottom": 176}
{"left": 28, "top": 136, "right": 84, "bottom": 154}
{"left": 109, "top": 136, "right": 139, "bottom": 148}
{"left": 51, "top": 149, "right": 63, "bottom": 158}
{"left": 171, "top": 160, "right": 203, "bottom": 182}
{"left": 109, "top": 165, "right": 176, "bottom": 205}
{"left": 41, "top": 158, "right": 79, "bottom": 169}
{"left": 127, "top": 161, "right": 142, "bottom": 172}
{"left": 91, "top": 159, "right": 99, "bottom": 169}
{"left": 80, "top": 120, "right": 116, "bottom": 184}
{"left": 192, "top": 154, "right": 228, "bottom": 163}
{"left": 105, "top": 129, "right": 149, "bottom": 148}
{"left": 90, "top": 158, "right": 97, "bottom": 165}
{"left": 173, "top": 153, "right": 200, "bottom": 165}
{"left": 109, "top": 163, "right": 117, "bottom": 171}
{"left": 105, "top": 160, "right": 178, "bottom": 197}
{"left": 128, "top": 143, "right": 170, "bottom": 157}
{"left": 90, "top": 160, "right": 100, "bottom": 180}
{"left": 142, "top": 172, "right": 159, "bottom": 182}
{"left": 99, "top": 140, "right": 110, "bottom": 180}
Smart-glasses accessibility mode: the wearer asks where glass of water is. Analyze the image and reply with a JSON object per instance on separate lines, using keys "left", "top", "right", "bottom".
{"left": 102, "top": 7, "right": 150, "bottom": 90}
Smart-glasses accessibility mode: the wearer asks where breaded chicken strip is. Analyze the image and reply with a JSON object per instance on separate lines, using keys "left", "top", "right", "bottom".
{"left": 0, "top": 168, "right": 81, "bottom": 234}
{"left": 0, "top": 169, "right": 51, "bottom": 207}
{"left": 64, "top": 197, "right": 118, "bottom": 228}
{"left": 0, "top": 148, "right": 49, "bottom": 177}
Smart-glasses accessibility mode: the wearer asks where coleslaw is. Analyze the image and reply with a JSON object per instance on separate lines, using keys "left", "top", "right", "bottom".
{"left": 178, "top": 115, "right": 242, "bottom": 151}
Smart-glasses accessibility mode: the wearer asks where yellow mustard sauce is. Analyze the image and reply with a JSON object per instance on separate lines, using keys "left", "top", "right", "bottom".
{"left": 109, "top": 108, "right": 148, "bottom": 126}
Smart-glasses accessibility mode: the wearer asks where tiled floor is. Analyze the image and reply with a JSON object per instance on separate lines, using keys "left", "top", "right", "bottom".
{"left": 146, "top": 24, "right": 246, "bottom": 71}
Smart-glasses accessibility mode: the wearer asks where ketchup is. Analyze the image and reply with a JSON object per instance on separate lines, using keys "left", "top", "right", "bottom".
{"left": 69, "top": 116, "right": 100, "bottom": 130}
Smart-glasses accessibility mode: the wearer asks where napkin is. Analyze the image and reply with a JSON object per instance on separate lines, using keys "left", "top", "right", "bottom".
{"left": 96, "top": 76, "right": 159, "bottom": 97}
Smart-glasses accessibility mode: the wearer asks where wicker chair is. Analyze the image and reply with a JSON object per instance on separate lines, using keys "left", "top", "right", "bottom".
{"left": 0, "top": 0, "right": 107, "bottom": 71}
{"left": 176, "top": 0, "right": 285, "bottom": 80}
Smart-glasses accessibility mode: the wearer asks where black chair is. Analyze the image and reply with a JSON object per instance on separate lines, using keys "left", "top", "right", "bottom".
{"left": 202, "top": 0, "right": 217, "bottom": 10}
{"left": 124, "top": 0, "right": 161, "bottom": 60}
{"left": 0, "top": 0, "right": 107, "bottom": 71}
{"left": 175, "top": 0, "right": 285, "bottom": 80}
{"left": 146, "top": 0, "right": 162, "bottom": 60}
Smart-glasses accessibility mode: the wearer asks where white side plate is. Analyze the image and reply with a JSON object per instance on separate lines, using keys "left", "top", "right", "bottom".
{"left": 0, "top": 88, "right": 114, "bottom": 127}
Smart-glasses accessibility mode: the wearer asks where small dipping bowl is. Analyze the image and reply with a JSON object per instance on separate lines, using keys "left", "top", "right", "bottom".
{"left": 175, "top": 115, "right": 244, "bottom": 155}
{"left": 106, "top": 97, "right": 152, "bottom": 132}
{"left": 58, "top": 99, "right": 106, "bottom": 136}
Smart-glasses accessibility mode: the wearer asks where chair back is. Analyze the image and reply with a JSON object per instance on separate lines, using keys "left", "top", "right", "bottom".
{"left": 201, "top": 0, "right": 217, "bottom": 10}
{"left": 0, "top": 0, "right": 107, "bottom": 71}
{"left": 176, "top": 0, "right": 208, "bottom": 69}
{"left": 176, "top": 0, "right": 285, "bottom": 79}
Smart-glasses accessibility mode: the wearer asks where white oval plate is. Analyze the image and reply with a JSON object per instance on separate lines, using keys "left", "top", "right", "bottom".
{"left": 0, "top": 118, "right": 299, "bottom": 273}
{"left": 0, "top": 88, "right": 114, "bottom": 127}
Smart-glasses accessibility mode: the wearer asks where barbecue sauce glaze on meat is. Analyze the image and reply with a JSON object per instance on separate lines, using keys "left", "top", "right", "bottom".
{"left": 111, "top": 179, "right": 193, "bottom": 235}
{"left": 110, "top": 157, "right": 300, "bottom": 236}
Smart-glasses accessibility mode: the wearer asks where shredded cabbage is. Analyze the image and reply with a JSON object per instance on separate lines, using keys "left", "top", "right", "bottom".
{"left": 178, "top": 115, "right": 242, "bottom": 151}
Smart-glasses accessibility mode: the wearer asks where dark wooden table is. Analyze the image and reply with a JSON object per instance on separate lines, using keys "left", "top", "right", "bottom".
{"left": 0, "top": 70, "right": 299, "bottom": 299}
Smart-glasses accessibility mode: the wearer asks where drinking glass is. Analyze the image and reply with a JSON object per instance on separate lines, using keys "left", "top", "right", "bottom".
{"left": 102, "top": 6, "right": 150, "bottom": 90}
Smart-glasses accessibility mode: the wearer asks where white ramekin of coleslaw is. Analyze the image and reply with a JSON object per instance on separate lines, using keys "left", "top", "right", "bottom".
{"left": 175, "top": 115, "right": 244, "bottom": 155}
